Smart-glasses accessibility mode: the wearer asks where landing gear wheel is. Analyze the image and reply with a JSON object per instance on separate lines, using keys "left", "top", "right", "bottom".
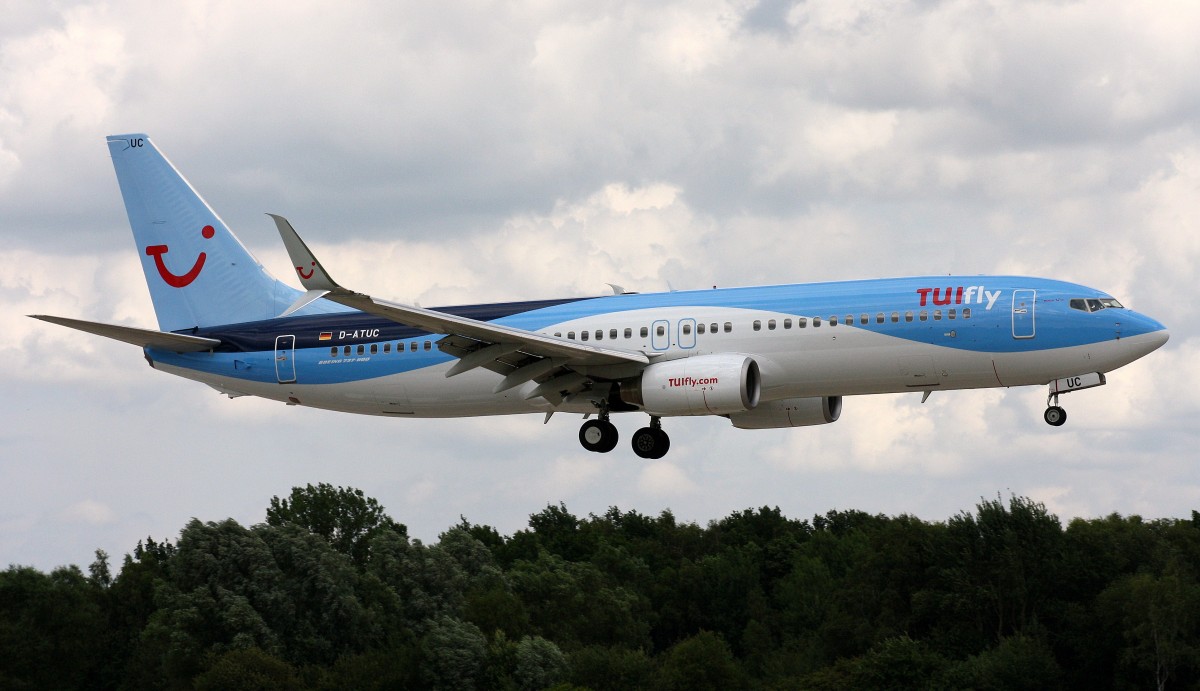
{"left": 631, "top": 427, "right": 670, "bottom": 459}
{"left": 579, "top": 419, "right": 619, "bottom": 453}
{"left": 1044, "top": 406, "right": 1067, "bottom": 427}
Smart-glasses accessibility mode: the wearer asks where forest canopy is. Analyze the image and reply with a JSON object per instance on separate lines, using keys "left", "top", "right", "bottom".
{"left": 2, "top": 484, "right": 1199, "bottom": 690}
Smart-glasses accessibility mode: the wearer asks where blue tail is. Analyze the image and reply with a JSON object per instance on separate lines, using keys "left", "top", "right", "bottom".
{"left": 107, "top": 134, "right": 343, "bottom": 331}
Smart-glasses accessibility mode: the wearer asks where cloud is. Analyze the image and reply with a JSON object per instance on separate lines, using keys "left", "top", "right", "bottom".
{"left": 2, "top": 0, "right": 1199, "bottom": 571}
{"left": 62, "top": 500, "right": 117, "bottom": 525}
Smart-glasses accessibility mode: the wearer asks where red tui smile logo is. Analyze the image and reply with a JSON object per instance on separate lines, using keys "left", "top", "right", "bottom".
{"left": 146, "top": 225, "right": 214, "bottom": 288}
{"left": 296, "top": 262, "right": 315, "bottom": 280}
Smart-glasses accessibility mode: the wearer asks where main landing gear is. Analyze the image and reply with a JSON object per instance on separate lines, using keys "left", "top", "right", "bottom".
{"left": 578, "top": 412, "right": 671, "bottom": 458}
{"left": 579, "top": 416, "right": 619, "bottom": 453}
{"left": 631, "top": 417, "right": 670, "bottom": 460}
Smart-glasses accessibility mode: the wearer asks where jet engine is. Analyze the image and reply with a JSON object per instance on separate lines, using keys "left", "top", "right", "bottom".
{"left": 728, "top": 396, "right": 842, "bottom": 429}
{"left": 620, "top": 354, "right": 760, "bottom": 416}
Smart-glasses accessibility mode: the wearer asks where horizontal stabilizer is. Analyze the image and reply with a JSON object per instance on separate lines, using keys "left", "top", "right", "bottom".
{"left": 29, "top": 315, "right": 220, "bottom": 352}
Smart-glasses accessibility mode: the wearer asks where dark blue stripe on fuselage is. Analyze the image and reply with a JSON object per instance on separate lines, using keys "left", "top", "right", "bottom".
{"left": 188, "top": 296, "right": 595, "bottom": 352}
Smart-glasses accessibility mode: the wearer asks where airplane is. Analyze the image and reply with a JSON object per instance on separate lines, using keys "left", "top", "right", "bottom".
{"left": 31, "top": 134, "right": 1170, "bottom": 459}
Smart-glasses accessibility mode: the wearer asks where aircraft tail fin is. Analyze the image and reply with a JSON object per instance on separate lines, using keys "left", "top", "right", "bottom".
{"left": 106, "top": 134, "right": 344, "bottom": 331}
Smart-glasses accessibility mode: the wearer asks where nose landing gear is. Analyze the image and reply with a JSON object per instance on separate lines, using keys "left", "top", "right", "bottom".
{"left": 1042, "top": 372, "right": 1106, "bottom": 427}
{"left": 1043, "top": 401, "right": 1067, "bottom": 427}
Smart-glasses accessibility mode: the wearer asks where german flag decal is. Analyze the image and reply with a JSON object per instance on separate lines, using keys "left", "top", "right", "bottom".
{"left": 319, "top": 331, "right": 333, "bottom": 341}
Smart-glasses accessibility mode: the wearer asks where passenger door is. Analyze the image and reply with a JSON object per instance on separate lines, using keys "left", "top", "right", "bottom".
{"left": 1012, "top": 289, "right": 1036, "bottom": 339}
{"left": 275, "top": 335, "right": 297, "bottom": 383}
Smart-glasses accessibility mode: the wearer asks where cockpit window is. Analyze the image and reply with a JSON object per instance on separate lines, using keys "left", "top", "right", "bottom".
{"left": 1070, "top": 297, "right": 1125, "bottom": 313}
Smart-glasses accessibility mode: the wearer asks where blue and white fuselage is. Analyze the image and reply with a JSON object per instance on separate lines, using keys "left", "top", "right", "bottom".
{"left": 33, "top": 135, "right": 1169, "bottom": 458}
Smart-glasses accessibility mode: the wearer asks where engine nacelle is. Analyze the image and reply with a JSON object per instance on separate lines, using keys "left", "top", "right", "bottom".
{"left": 728, "top": 396, "right": 842, "bottom": 429}
{"left": 622, "top": 354, "right": 761, "bottom": 416}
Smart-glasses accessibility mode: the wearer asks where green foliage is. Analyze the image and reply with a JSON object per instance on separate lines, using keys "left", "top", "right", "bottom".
{"left": 514, "top": 635, "right": 567, "bottom": 690}
{"left": 193, "top": 647, "right": 302, "bottom": 691}
{"left": 0, "top": 565, "right": 106, "bottom": 690}
{"left": 267, "top": 483, "right": 407, "bottom": 566}
{"left": 419, "top": 615, "right": 487, "bottom": 690}
{"left": 655, "top": 630, "right": 746, "bottom": 691}
{"left": 12, "top": 488, "right": 1200, "bottom": 690}
{"left": 567, "top": 645, "right": 655, "bottom": 690}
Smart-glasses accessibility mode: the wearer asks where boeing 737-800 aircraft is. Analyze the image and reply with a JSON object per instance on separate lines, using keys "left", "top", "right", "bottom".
{"left": 32, "top": 134, "right": 1169, "bottom": 458}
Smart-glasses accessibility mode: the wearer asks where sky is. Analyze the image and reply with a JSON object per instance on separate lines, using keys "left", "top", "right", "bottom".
{"left": 3, "top": 0, "right": 1200, "bottom": 572}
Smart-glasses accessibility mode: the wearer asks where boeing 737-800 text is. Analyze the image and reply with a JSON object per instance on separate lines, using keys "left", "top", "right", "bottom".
{"left": 31, "top": 135, "right": 1170, "bottom": 458}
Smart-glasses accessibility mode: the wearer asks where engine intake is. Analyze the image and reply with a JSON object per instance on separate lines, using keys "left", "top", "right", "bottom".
{"left": 621, "top": 354, "right": 761, "bottom": 416}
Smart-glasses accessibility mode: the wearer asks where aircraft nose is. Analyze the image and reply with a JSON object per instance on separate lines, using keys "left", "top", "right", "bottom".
{"left": 1124, "top": 313, "right": 1168, "bottom": 357}
{"left": 1148, "top": 326, "right": 1169, "bottom": 350}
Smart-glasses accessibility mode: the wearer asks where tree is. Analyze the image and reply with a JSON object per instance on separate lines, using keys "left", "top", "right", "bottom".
{"left": 1099, "top": 560, "right": 1200, "bottom": 691}
{"left": 567, "top": 646, "right": 655, "bottom": 691}
{"left": 655, "top": 630, "right": 746, "bottom": 691}
{"left": 420, "top": 616, "right": 487, "bottom": 691}
{"left": 192, "top": 647, "right": 301, "bottom": 691}
{"left": 0, "top": 565, "right": 106, "bottom": 690}
{"left": 267, "top": 483, "right": 406, "bottom": 566}
{"left": 514, "top": 635, "right": 567, "bottom": 691}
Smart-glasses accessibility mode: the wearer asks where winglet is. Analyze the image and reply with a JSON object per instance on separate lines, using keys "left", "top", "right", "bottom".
{"left": 268, "top": 214, "right": 341, "bottom": 292}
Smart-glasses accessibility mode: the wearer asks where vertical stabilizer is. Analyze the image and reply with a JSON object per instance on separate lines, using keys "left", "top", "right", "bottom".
{"left": 107, "top": 134, "right": 336, "bottom": 331}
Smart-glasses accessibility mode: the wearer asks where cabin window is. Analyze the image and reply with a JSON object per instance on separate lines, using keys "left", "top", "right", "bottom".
{"left": 711, "top": 323, "right": 719, "bottom": 334}
{"left": 423, "top": 341, "right": 431, "bottom": 350}
{"left": 581, "top": 331, "right": 589, "bottom": 341}
{"left": 344, "top": 345, "right": 352, "bottom": 355}
{"left": 682, "top": 323, "right": 692, "bottom": 335}
{"left": 724, "top": 322, "right": 733, "bottom": 333}
{"left": 753, "top": 320, "right": 762, "bottom": 331}
{"left": 813, "top": 317, "right": 822, "bottom": 327}
{"left": 410, "top": 342, "right": 418, "bottom": 351}
{"left": 860, "top": 314, "right": 869, "bottom": 325}
{"left": 384, "top": 343, "right": 391, "bottom": 353}
{"left": 595, "top": 330, "right": 603, "bottom": 341}
{"left": 656, "top": 325, "right": 666, "bottom": 337}
{"left": 357, "top": 345, "right": 365, "bottom": 355}
{"left": 697, "top": 323, "right": 706, "bottom": 335}
{"left": 963, "top": 308, "right": 972, "bottom": 319}
{"left": 554, "top": 332, "right": 561, "bottom": 338}
{"left": 829, "top": 316, "right": 838, "bottom": 326}
{"left": 891, "top": 312, "right": 900, "bottom": 323}
{"left": 370, "top": 344, "right": 378, "bottom": 354}
{"left": 948, "top": 308, "right": 956, "bottom": 320}
{"left": 919, "top": 311, "right": 928, "bottom": 322}
{"left": 783, "top": 318, "right": 792, "bottom": 329}
{"left": 330, "top": 347, "right": 338, "bottom": 356}
{"left": 767, "top": 319, "right": 776, "bottom": 330}
{"left": 640, "top": 326, "right": 649, "bottom": 337}
{"left": 797, "top": 317, "right": 807, "bottom": 328}
{"left": 609, "top": 329, "right": 618, "bottom": 339}
{"left": 876, "top": 313, "right": 885, "bottom": 324}
{"left": 933, "top": 310, "right": 942, "bottom": 321}
{"left": 567, "top": 331, "right": 576, "bottom": 339}
{"left": 624, "top": 328, "right": 632, "bottom": 338}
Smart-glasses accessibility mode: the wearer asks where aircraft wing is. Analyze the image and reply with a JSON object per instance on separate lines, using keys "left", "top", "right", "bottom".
{"left": 29, "top": 315, "right": 221, "bottom": 352}
{"left": 270, "top": 215, "right": 649, "bottom": 401}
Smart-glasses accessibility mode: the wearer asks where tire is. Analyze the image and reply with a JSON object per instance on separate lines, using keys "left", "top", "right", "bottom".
{"left": 1043, "top": 406, "right": 1067, "bottom": 427}
{"left": 579, "top": 420, "right": 618, "bottom": 453}
{"left": 632, "top": 427, "right": 671, "bottom": 459}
